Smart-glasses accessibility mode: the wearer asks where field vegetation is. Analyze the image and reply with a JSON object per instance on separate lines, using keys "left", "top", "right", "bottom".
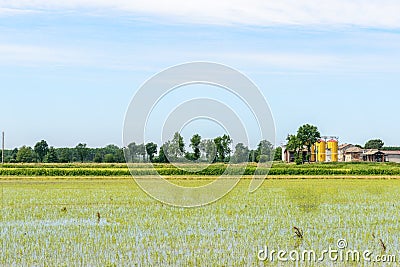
{"left": 2, "top": 141, "right": 400, "bottom": 265}
{"left": 1, "top": 162, "right": 400, "bottom": 177}
{"left": 1, "top": 178, "right": 399, "bottom": 265}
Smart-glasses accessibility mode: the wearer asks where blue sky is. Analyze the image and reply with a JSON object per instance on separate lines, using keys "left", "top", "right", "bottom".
{"left": 1, "top": 1, "right": 400, "bottom": 148}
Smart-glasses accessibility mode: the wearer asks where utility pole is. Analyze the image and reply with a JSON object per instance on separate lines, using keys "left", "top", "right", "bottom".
{"left": 1, "top": 131, "right": 4, "bottom": 164}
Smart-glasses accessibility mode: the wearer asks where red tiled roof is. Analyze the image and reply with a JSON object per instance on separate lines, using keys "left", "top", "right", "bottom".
{"left": 345, "top": 147, "right": 363, "bottom": 153}
{"left": 339, "top": 143, "right": 353, "bottom": 150}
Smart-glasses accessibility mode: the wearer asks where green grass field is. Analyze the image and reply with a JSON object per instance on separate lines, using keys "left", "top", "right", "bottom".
{"left": 1, "top": 162, "right": 400, "bottom": 176}
{"left": 1, "top": 177, "right": 400, "bottom": 265}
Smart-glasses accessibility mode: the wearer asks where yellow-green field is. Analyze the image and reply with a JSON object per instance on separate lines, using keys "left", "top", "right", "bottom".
{"left": 1, "top": 177, "right": 400, "bottom": 265}
{"left": 1, "top": 162, "right": 400, "bottom": 176}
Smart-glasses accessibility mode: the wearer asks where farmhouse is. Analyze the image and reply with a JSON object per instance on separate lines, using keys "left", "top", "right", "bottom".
{"left": 282, "top": 141, "right": 400, "bottom": 164}
{"left": 344, "top": 147, "right": 363, "bottom": 162}
{"left": 340, "top": 148, "right": 400, "bottom": 163}
{"left": 363, "top": 149, "right": 385, "bottom": 162}
{"left": 281, "top": 145, "right": 308, "bottom": 163}
{"left": 384, "top": 151, "right": 400, "bottom": 163}
{"left": 338, "top": 143, "right": 353, "bottom": 162}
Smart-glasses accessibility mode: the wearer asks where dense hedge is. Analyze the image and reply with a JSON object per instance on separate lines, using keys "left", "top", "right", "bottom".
{"left": 1, "top": 162, "right": 400, "bottom": 176}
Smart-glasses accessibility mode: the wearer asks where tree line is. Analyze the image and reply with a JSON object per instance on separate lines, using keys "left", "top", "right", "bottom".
{"left": 1, "top": 133, "right": 282, "bottom": 163}
{"left": 2, "top": 125, "right": 394, "bottom": 164}
{"left": 126, "top": 133, "right": 281, "bottom": 163}
{"left": 1, "top": 141, "right": 125, "bottom": 163}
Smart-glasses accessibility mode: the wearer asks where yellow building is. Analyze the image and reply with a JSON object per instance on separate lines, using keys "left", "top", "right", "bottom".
{"left": 311, "top": 145, "right": 316, "bottom": 162}
{"left": 327, "top": 139, "right": 338, "bottom": 162}
{"left": 284, "top": 136, "right": 340, "bottom": 163}
{"left": 317, "top": 140, "right": 326, "bottom": 162}
{"left": 314, "top": 138, "right": 339, "bottom": 163}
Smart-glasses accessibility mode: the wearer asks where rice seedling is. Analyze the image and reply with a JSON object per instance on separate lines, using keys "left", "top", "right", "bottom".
{"left": 293, "top": 226, "right": 303, "bottom": 239}
{"left": 0, "top": 178, "right": 399, "bottom": 265}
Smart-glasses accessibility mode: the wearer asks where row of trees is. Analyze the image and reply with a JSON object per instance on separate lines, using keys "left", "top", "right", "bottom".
{"left": 126, "top": 132, "right": 281, "bottom": 163}
{"left": 1, "top": 134, "right": 282, "bottom": 163}
{"left": 1, "top": 141, "right": 125, "bottom": 163}
{"left": 351, "top": 140, "right": 400, "bottom": 150}
{"left": 1, "top": 126, "right": 394, "bottom": 164}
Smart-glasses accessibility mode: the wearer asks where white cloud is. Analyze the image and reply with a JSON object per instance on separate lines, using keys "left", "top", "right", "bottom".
{"left": 2, "top": 42, "right": 399, "bottom": 74}
{"left": 0, "top": 7, "right": 39, "bottom": 15}
{"left": 0, "top": 43, "right": 168, "bottom": 71}
{"left": 1, "top": 0, "right": 400, "bottom": 28}
{"left": 212, "top": 52, "right": 341, "bottom": 71}
{"left": 0, "top": 44, "right": 87, "bottom": 67}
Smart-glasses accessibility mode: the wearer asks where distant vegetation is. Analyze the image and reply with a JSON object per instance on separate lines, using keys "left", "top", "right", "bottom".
{"left": 286, "top": 124, "right": 321, "bottom": 164}
{"left": 1, "top": 162, "right": 400, "bottom": 176}
{"left": 381, "top": 147, "right": 400, "bottom": 151}
{"left": 1, "top": 125, "right": 397, "bottom": 165}
{"left": 1, "top": 142, "right": 125, "bottom": 164}
{"left": 364, "top": 139, "right": 385, "bottom": 149}
{"left": 1, "top": 134, "right": 281, "bottom": 164}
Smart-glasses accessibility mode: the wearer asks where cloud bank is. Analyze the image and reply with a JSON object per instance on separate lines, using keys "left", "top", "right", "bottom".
{"left": 1, "top": 0, "right": 400, "bottom": 28}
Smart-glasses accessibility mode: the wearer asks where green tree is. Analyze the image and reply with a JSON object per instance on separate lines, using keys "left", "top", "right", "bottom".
{"left": 213, "top": 136, "right": 223, "bottom": 162}
{"left": 199, "top": 139, "right": 216, "bottom": 163}
{"left": 16, "top": 146, "right": 35, "bottom": 163}
{"left": 58, "top": 148, "right": 72, "bottom": 163}
{"left": 256, "top": 140, "right": 274, "bottom": 162}
{"left": 365, "top": 139, "right": 384, "bottom": 149}
{"left": 184, "top": 151, "right": 195, "bottom": 161}
{"left": 222, "top": 135, "right": 232, "bottom": 160}
{"left": 294, "top": 153, "right": 303, "bottom": 165}
{"left": 232, "top": 143, "right": 250, "bottom": 163}
{"left": 165, "top": 132, "right": 185, "bottom": 161}
{"left": 94, "top": 152, "right": 103, "bottom": 163}
{"left": 11, "top": 148, "right": 18, "bottom": 162}
{"left": 258, "top": 155, "right": 270, "bottom": 163}
{"left": 145, "top": 142, "right": 158, "bottom": 162}
{"left": 214, "top": 134, "right": 232, "bottom": 162}
{"left": 273, "top": 147, "right": 282, "bottom": 161}
{"left": 104, "top": 153, "right": 115, "bottom": 163}
{"left": 34, "top": 140, "right": 49, "bottom": 162}
{"left": 175, "top": 132, "right": 185, "bottom": 155}
{"left": 127, "top": 142, "right": 138, "bottom": 162}
{"left": 44, "top": 146, "right": 58, "bottom": 163}
{"left": 136, "top": 143, "right": 146, "bottom": 162}
{"left": 103, "top": 144, "right": 124, "bottom": 162}
{"left": 286, "top": 134, "right": 303, "bottom": 161}
{"left": 189, "top": 134, "right": 202, "bottom": 161}
{"left": 381, "top": 146, "right": 400, "bottom": 151}
{"left": 114, "top": 149, "right": 125, "bottom": 163}
{"left": 75, "top": 143, "right": 88, "bottom": 163}
{"left": 297, "top": 124, "right": 321, "bottom": 162}
{"left": 248, "top": 150, "right": 257, "bottom": 162}
{"left": 156, "top": 145, "right": 169, "bottom": 163}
